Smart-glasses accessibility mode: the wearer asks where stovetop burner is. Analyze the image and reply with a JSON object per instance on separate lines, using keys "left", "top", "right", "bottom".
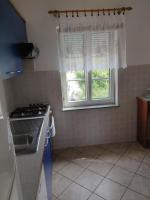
{"left": 10, "top": 104, "right": 48, "bottom": 118}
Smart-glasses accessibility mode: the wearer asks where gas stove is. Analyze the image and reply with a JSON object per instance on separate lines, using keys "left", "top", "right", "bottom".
{"left": 10, "top": 104, "right": 49, "bottom": 119}
{"left": 9, "top": 103, "right": 51, "bottom": 154}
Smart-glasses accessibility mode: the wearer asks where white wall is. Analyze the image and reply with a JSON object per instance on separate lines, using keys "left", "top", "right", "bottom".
{"left": 0, "top": 79, "right": 15, "bottom": 114}
{"left": 11, "top": 0, "right": 150, "bottom": 70}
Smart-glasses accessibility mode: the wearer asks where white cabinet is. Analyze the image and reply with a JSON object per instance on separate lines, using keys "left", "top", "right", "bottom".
{"left": 0, "top": 79, "right": 17, "bottom": 200}
{"left": 37, "top": 164, "right": 47, "bottom": 200}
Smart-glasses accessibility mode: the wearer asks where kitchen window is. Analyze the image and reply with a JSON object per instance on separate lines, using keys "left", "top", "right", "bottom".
{"left": 57, "top": 13, "right": 126, "bottom": 110}
{"left": 61, "top": 69, "right": 118, "bottom": 110}
{"left": 60, "top": 31, "right": 118, "bottom": 110}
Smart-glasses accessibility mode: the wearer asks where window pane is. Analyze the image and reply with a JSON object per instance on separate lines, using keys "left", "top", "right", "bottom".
{"left": 92, "top": 69, "right": 109, "bottom": 79}
{"left": 64, "top": 33, "right": 84, "bottom": 58}
{"left": 92, "top": 79, "right": 110, "bottom": 99}
{"left": 66, "top": 71, "right": 85, "bottom": 81}
{"left": 67, "top": 80, "right": 86, "bottom": 102}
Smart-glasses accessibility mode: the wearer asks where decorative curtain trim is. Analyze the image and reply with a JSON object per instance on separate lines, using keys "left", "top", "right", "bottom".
{"left": 57, "top": 15, "right": 125, "bottom": 32}
{"left": 57, "top": 15, "right": 127, "bottom": 72}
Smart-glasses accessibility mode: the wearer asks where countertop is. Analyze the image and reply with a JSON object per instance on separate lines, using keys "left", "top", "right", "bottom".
{"left": 137, "top": 96, "right": 150, "bottom": 102}
{"left": 16, "top": 108, "right": 50, "bottom": 200}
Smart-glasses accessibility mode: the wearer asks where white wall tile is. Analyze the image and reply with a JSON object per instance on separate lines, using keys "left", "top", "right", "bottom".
{"left": 10, "top": 65, "right": 150, "bottom": 149}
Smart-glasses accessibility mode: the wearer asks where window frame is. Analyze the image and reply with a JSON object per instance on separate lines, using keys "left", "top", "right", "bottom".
{"left": 61, "top": 69, "right": 118, "bottom": 111}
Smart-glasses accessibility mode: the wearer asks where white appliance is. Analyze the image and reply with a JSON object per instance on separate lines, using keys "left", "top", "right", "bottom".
{"left": 10, "top": 104, "right": 54, "bottom": 200}
{"left": 0, "top": 78, "right": 22, "bottom": 200}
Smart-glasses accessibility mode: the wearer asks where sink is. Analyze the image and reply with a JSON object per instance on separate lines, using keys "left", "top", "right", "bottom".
{"left": 10, "top": 118, "right": 43, "bottom": 154}
{"left": 13, "top": 134, "right": 33, "bottom": 149}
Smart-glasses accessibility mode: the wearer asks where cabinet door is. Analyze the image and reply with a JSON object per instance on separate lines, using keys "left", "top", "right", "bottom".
{"left": 37, "top": 165, "right": 47, "bottom": 200}
{"left": 137, "top": 98, "right": 148, "bottom": 147}
{"left": 0, "top": 0, "right": 27, "bottom": 79}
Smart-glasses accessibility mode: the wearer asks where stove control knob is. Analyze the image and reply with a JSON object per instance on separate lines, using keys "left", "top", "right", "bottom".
{"left": 38, "top": 111, "right": 42, "bottom": 115}
{"left": 21, "top": 113, "right": 25, "bottom": 117}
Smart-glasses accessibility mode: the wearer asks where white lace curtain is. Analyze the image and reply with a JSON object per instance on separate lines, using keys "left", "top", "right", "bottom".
{"left": 57, "top": 14, "right": 127, "bottom": 72}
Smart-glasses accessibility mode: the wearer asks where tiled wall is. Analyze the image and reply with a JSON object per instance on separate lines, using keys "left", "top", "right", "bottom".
{"left": 3, "top": 79, "right": 15, "bottom": 113}
{"left": 10, "top": 62, "right": 150, "bottom": 149}
{"left": 0, "top": 78, "right": 15, "bottom": 115}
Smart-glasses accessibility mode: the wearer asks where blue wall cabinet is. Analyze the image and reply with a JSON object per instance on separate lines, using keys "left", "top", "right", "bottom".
{"left": 0, "top": 0, "right": 27, "bottom": 79}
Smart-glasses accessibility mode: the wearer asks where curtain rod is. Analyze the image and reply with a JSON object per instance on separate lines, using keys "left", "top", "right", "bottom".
{"left": 48, "top": 7, "right": 133, "bottom": 17}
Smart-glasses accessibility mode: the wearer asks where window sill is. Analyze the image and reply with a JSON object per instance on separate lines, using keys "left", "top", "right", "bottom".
{"left": 62, "top": 104, "right": 119, "bottom": 111}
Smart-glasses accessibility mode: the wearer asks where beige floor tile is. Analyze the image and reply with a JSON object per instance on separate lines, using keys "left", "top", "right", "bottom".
{"left": 101, "top": 143, "right": 130, "bottom": 155}
{"left": 59, "top": 148, "right": 83, "bottom": 161}
{"left": 145, "top": 149, "right": 150, "bottom": 156}
{"left": 59, "top": 162, "right": 84, "bottom": 180}
{"left": 59, "top": 183, "right": 91, "bottom": 200}
{"left": 125, "top": 149, "right": 146, "bottom": 162}
{"left": 77, "top": 145, "right": 105, "bottom": 157}
{"left": 53, "top": 156, "right": 69, "bottom": 172}
{"left": 107, "top": 166, "right": 134, "bottom": 186}
{"left": 52, "top": 143, "right": 150, "bottom": 200}
{"left": 52, "top": 149, "right": 66, "bottom": 158}
{"left": 88, "top": 159, "right": 113, "bottom": 176}
{"left": 129, "top": 143, "right": 146, "bottom": 152}
{"left": 75, "top": 169, "right": 103, "bottom": 191}
{"left": 116, "top": 156, "right": 141, "bottom": 173}
{"left": 137, "top": 163, "right": 150, "bottom": 179}
{"left": 88, "top": 194, "right": 104, "bottom": 200}
{"left": 129, "top": 175, "right": 150, "bottom": 197}
{"left": 52, "top": 172, "right": 72, "bottom": 197}
{"left": 72, "top": 155, "right": 93, "bottom": 168}
{"left": 71, "top": 153, "right": 98, "bottom": 168}
{"left": 95, "top": 178, "right": 126, "bottom": 200}
{"left": 98, "top": 150, "right": 121, "bottom": 164}
{"left": 122, "top": 189, "right": 149, "bottom": 200}
{"left": 143, "top": 155, "right": 150, "bottom": 165}
{"left": 52, "top": 194, "right": 57, "bottom": 200}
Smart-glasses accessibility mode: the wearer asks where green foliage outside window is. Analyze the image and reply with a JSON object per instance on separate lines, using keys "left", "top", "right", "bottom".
{"left": 67, "top": 70, "right": 110, "bottom": 101}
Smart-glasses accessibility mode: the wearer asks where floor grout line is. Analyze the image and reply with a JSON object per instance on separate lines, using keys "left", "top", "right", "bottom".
{"left": 90, "top": 144, "right": 133, "bottom": 199}
{"left": 120, "top": 148, "right": 149, "bottom": 200}
{"left": 54, "top": 161, "right": 97, "bottom": 199}
{"left": 52, "top": 142, "right": 150, "bottom": 200}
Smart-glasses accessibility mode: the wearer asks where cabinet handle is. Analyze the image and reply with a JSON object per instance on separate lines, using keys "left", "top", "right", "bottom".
{"left": 6, "top": 71, "right": 15, "bottom": 74}
{"left": 6, "top": 69, "right": 23, "bottom": 75}
{"left": 16, "top": 70, "right": 22, "bottom": 73}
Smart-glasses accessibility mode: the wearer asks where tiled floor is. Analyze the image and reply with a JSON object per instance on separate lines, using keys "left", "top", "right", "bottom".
{"left": 52, "top": 142, "right": 150, "bottom": 200}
